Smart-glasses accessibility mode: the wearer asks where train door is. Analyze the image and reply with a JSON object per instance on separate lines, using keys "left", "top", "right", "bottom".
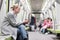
{"left": 55, "top": 0, "right": 60, "bottom": 30}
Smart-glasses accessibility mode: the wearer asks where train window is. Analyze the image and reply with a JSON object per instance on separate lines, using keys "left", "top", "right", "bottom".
{"left": 15, "top": 0, "right": 22, "bottom": 7}
{"left": 0, "top": 0, "right": 3, "bottom": 10}
{"left": 6, "top": 0, "right": 9, "bottom": 12}
{"left": 56, "top": 0, "right": 60, "bottom": 4}
{"left": 52, "top": 3, "right": 55, "bottom": 8}
{"left": 15, "top": 0, "right": 20, "bottom": 4}
{"left": 8, "top": 0, "right": 9, "bottom": 12}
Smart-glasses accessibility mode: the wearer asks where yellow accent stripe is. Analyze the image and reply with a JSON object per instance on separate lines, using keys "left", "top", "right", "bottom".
{"left": 6, "top": 0, "right": 8, "bottom": 13}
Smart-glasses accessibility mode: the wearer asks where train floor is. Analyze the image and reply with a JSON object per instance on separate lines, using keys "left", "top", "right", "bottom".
{"left": 0, "top": 31, "right": 60, "bottom": 40}
{"left": 28, "top": 31, "right": 60, "bottom": 40}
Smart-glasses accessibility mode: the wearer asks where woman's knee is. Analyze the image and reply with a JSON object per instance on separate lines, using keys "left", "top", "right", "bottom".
{"left": 18, "top": 25, "right": 25, "bottom": 29}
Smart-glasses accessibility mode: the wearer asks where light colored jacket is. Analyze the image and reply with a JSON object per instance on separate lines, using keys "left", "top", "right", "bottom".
{"left": 1, "top": 12, "right": 22, "bottom": 40}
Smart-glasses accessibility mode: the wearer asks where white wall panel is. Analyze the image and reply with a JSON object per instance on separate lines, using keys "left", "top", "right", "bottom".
{"left": 0, "top": 0, "right": 6, "bottom": 33}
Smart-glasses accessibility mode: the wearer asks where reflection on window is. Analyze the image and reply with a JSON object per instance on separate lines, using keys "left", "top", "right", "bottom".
{"left": 56, "top": 0, "right": 60, "bottom": 4}
{"left": 15, "top": 0, "right": 20, "bottom": 4}
{"left": 0, "top": 0, "right": 3, "bottom": 10}
{"left": 15, "top": 0, "right": 22, "bottom": 7}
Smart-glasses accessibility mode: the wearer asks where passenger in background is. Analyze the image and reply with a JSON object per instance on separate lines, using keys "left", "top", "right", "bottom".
{"left": 29, "top": 14, "right": 36, "bottom": 31}
{"left": 40, "top": 17, "right": 52, "bottom": 34}
{"left": 38, "top": 20, "right": 44, "bottom": 31}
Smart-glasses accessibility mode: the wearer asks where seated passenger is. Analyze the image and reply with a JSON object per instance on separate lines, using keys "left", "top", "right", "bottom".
{"left": 1, "top": 4, "right": 28, "bottom": 40}
{"left": 41, "top": 18, "right": 52, "bottom": 34}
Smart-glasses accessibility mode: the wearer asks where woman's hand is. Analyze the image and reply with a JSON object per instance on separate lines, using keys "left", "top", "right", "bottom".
{"left": 23, "top": 19, "right": 29, "bottom": 24}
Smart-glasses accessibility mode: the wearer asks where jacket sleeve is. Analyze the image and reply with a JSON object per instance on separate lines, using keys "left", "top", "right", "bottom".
{"left": 7, "top": 13, "right": 23, "bottom": 27}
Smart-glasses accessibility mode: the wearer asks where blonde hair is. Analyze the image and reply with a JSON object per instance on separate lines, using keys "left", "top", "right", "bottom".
{"left": 11, "top": 4, "right": 19, "bottom": 10}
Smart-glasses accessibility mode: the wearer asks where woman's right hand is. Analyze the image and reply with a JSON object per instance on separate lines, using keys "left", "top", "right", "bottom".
{"left": 23, "top": 19, "right": 29, "bottom": 24}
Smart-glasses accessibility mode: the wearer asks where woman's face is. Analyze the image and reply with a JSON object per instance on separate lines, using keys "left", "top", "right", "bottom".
{"left": 15, "top": 6, "right": 20, "bottom": 13}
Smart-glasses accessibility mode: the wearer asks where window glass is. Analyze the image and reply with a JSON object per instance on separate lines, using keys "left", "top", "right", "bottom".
{"left": 0, "top": 0, "right": 3, "bottom": 10}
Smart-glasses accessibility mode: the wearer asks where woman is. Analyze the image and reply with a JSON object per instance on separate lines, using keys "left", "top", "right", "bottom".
{"left": 1, "top": 4, "right": 28, "bottom": 40}
{"left": 41, "top": 18, "right": 52, "bottom": 34}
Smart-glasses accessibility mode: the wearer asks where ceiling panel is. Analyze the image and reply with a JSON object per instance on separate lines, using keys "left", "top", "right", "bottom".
{"left": 30, "top": 0, "right": 44, "bottom": 11}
